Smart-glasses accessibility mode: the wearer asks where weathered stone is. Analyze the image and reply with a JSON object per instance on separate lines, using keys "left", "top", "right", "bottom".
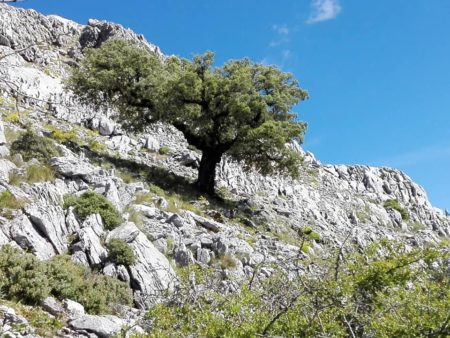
{"left": 173, "top": 243, "right": 194, "bottom": 267}
{"left": 50, "top": 157, "right": 94, "bottom": 178}
{"left": 144, "top": 135, "right": 160, "bottom": 151}
{"left": 24, "top": 203, "right": 68, "bottom": 254}
{"left": 70, "top": 314, "right": 125, "bottom": 338}
{"left": 9, "top": 214, "right": 56, "bottom": 260}
{"left": 42, "top": 297, "right": 64, "bottom": 316}
{"left": 63, "top": 299, "right": 85, "bottom": 319}
{"left": 108, "top": 223, "right": 176, "bottom": 304}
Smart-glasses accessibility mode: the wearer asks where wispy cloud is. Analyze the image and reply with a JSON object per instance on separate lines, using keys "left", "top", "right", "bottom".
{"left": 269, "top": 24, "right": 290, "bottom": 48}
{"left": 307, "top": 0, "right": 341, "bottom": 24}
{"left": 272, "top": 24, "right": 289, "bottom": 35}
{"left": 373, "top": 144, "right": 450, "bottom": 168}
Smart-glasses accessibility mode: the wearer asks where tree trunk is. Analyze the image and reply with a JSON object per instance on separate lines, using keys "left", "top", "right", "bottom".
{"left": 196, "top": 150, "right": 222, "bottom": 194}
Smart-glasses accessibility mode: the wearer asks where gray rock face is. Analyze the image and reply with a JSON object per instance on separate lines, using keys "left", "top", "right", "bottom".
{"left": 50, "top": 156, "right": 94, "bottom": 178}
{"left": 8, "top": 214, "right": 56, "bottom": 260}
{"left": 76, "top": 214, "right": 107, "bottom": 265}
{"left": 108, "top": 223, "right": 176, "bottom": 305}
{"left": 70, "top": 314, "right": 125, "bottom": 338}
{"left": 24, "top": 203, "right": 68, "bottom": 254}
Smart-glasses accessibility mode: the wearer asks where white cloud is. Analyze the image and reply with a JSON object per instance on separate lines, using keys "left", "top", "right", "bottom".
{"left": 272, "top": 24, "right": 289, "bottom": 35}
{"left": 269, "top": 24, "right": 290, "bottom": 48}
{"left": 281, "top": 49, "right": 292, "bottom": 61}
{"left": 307, "top": 0, "right": 341, "bottom": 24}
{"left": 373, "top": 145, "right": 450, "bottom": 168}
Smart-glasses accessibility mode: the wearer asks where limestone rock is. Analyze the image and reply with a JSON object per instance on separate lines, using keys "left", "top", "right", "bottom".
{"left": 108, "top": 223, "right": 176, "bottom": 304}
{"left": 9, "top": 214, "right": 56, "bottom": 260}
{"left": 24, "top": 203, "right": 68, "bottom": 254}
{"left": 70, "top": 314, "right": 124, "bottom": 338}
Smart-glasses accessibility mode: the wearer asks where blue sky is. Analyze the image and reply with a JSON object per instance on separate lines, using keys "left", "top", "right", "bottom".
{"left": 12, "top": 0, "right": 450, "bottom": 209}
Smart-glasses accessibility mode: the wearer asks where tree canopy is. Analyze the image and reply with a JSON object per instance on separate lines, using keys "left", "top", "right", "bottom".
{"left": 69, "top": 40, "right": 308, "bottom": 193}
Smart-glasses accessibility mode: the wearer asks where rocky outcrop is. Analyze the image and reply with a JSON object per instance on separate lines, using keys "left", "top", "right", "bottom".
{"left": 107, "top": 223, "right": 176, "bottom": 306}
{"left": 0, "top": 3, "right": 449, "bottom": 336}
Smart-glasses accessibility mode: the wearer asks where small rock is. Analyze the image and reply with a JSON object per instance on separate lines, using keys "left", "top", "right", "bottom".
{"left": 42, "top": 296, "right": 64, "bottom": 316}
{"left": 63, "top": 299, "right": 85, "bottom": 319}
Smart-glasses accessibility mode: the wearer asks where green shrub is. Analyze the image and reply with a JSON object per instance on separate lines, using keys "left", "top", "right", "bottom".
{"left": 300, "top": 226, "right": 321, "bottom": 241}
{"left": 47, "top": 255, "right": 132, "bottom": 314}
{"left": 0, "top": 245, "right": 50, "bottom": 303}
{"left": 158, "top": 146, "right": 170, "bottom": 155}
{"left": 0, "top": 246, "right": 133, "bottom": 314}
{"left": 10, "top": 164, "right": 55, "bottom": 185}
{"left": 88, "top": 139, "right": 107, "bottom": 153}
{"left": 0, "top": 191, "right": 25, "bottom": 209}
{"left": 3, "top": 112, "right": 20, "bottom": 123}
{"left": 384, "top": 199, "right": 410, "bottom": 221}
{"left": 10, "top": 129, "right": 60, "bottom": 162}
{"left": 147, "top": 241, "right": 450, "bottom": 338}
{"left": 63, "top": 191, "right": 122, "bottom": 230}
{"left": 219, "top": 254, "right": 237, "bottom": 270}
{"left": 106, "top": 238, "right": 136, "bottom": 266}
{"left": 50, "top": 128, "right": 78, "bottom": 143}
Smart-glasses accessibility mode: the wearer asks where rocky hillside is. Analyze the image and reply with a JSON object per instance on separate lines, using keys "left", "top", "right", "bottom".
{"left": 0, "top": 3, "right": 449, "bottom": 337}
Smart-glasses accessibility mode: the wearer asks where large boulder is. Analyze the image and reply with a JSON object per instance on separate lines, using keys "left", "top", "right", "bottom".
{"left": 8, "top": 213, "right": 56, "bottom": 259}
{"left": 24, "top": 203, "right": 68, "bottom": 254}
{"left": 70, "top": 314, "right": 125, "bottom": 338}
{"left": 107, "top": 223, "right": 176, "bottom": 305}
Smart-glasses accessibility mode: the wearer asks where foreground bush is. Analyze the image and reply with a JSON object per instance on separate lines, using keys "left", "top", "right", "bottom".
{"left": 147, "top": 241, "right": 450, "bottom": 338}
{"left": 10, "top": 129, "right": 60, "bottom": 162}
{"left": 64, "top": 191, "right": 122, "bottom": 230}
{"left": 0, "top": 246, "right": 133, "bottom": 314}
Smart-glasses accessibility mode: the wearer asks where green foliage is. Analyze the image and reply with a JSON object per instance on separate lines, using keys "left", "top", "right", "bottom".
{"left": 3, "top": 112, "right": 20, "bottom": 123}
{"left": 17, "top": 305, "right": 63, "bottom": 337}
{"left": 10, "top": 129, "right": 60, "bottom": 162}
{"left": 106, "top": 238, "right": 136, "bottom": 266}
{"left": 158, "top": 146, "right": 170, "bottom": 155}
{"left": 50, "top": 128, "right": 78, "bottom": 143}
{"left": 88, "top": 139, "right": 107, "bottom": 153}
{"left": 384, "top": 199, "right": 410, "bottom": 221}
{"left": 47, "top": 255, "right": 132, "bottom": 314}
{"left": 0, "top": 245, "right": 50, "bottom": 303}
{"left": 0, "top": 191, "right": 25, "bottom": 209}
{"left": 0, "top": 246, "right": 132, "bottom": 314}
{"left": 9, "top": 164, "right": 55, "bottom": 185}
{"left": 69, "top": 40, "right": 308, "bottom": 193}
{"left": 63, "top": 191, "right": 122, "bottom": 230}
{"left": 219, "top": 254, "right": 237, "bottom": 270}
{"left": 300, "top": 226, "right": 321, "bottom": 241}
{"left": 146, "top": 241, "right": 450, "bottom": 337}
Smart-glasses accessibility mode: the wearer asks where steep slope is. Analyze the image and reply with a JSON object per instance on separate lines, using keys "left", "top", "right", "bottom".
{"left": 0, "top": 3, "right": 449, "bottom": 337}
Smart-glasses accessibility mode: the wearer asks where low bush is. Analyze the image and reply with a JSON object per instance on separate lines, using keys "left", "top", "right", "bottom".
{"left": 3, "top": 112, "right": 20, "bottom": 123}
{"left": 106, "top": 238, "right": 136, "bottom": 266}
{"left": 63, "top": 191, "right": 122, "bottom": 230}
{"left": 147, "top": 241, "right": 450, "bottom": 337}
{"left": 158, "top": 146, "right": 170, "bottom": 155}
{"left": 384, "top": 199, "right": 410, "bottom": 221}
{"left": 9, "top": 164, "right": 55, "bottom": 185}
{"left": 88, "top": 139, "right": 107, "bottom": 153}
{"left": 10, "top": 129, "right": 60, "bottom": 162}
{"left": 50, "top": 128, "right": 78, "bottom": 143}
{"left": 0, "top": 246, "right": 133, "bottom": 314}
{"left": 47, "top": 255, "right": 132, "bottom": 314}
{"left": 0, "top": 191, "right": 25, "bottom": 209}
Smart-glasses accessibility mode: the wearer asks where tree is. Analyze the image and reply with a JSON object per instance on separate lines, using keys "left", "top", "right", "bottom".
{"left": 69, "top": 40, "right": 308, "bottom": 194}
